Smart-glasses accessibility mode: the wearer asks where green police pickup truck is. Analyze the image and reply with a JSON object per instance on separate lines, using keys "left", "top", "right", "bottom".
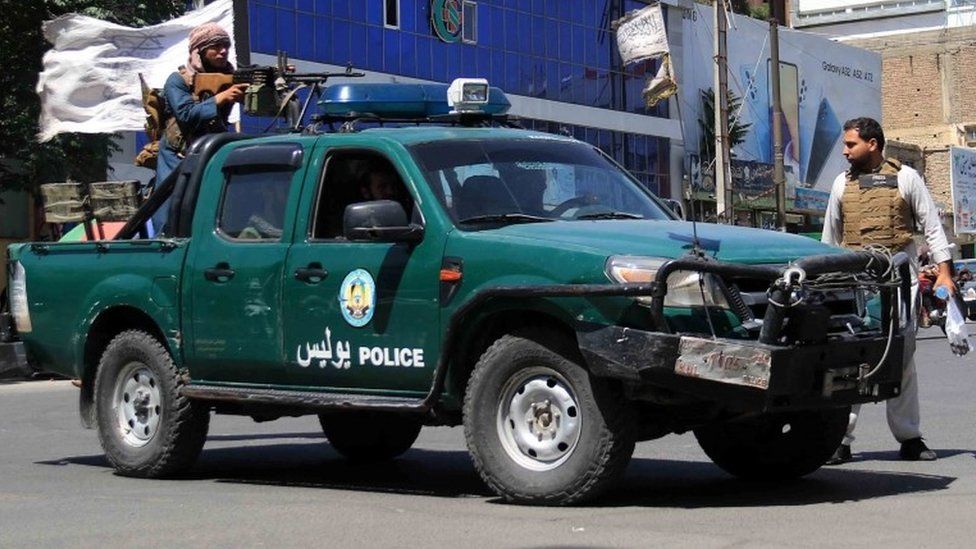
{"left": 4, "top": 81, "right": 913, "bottom": 505}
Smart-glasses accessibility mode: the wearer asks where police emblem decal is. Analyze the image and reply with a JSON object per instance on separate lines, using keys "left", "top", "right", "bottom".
{"left": 339, "top": 269, "right": 376, "bottom": 327}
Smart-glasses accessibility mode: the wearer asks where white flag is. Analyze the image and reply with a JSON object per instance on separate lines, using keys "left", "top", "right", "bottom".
{"left": 614, "top": 3, "right": 669, "bottom": 66}
{"left": 36, "top": 0, "right": 235, "bottom": 142}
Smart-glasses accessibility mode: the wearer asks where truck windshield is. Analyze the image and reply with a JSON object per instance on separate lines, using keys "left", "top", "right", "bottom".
{"left": 409, "top": 139, "right": 672, "bottom": 226}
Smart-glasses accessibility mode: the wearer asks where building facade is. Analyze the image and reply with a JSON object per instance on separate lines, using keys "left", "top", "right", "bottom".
{"left": 237, "top": 0, "right": 680, "bottom": 197}
{"left": 792, "top": 0, "right": 976, "bottom": 251}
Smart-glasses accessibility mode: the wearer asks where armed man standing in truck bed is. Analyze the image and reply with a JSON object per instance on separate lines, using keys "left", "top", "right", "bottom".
{"left": 821, "top": 116, "right": 954, "bottom": 464}
{"left": 152, "top": 22, "right": 246, "bottom": 234}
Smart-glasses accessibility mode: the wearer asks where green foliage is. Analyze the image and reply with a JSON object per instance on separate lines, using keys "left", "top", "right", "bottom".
{"left": 0, "top": 0, "right": 184, "bottom": 194}
{"left": 698, "top": 88, "right": 752, "bottom": 161}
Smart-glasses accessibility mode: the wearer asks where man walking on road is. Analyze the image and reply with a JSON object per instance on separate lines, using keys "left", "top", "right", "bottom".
{"left": 821, "top": 117, "right": 953, "bottom": 464}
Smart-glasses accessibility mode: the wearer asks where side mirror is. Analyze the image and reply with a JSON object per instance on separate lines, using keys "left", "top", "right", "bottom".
{"left": 662, "top": 198, "right": 685, "bottom": 220}
{"left": 343, "top": 200, "right": 423, "bottom": 243}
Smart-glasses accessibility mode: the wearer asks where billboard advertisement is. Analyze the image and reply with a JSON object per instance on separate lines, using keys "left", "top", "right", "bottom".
{"left": 678, "top": 4, "right": 882, "bottom": 192}
{"left": 950, "top": 146, "right": 976, "bottom": 234}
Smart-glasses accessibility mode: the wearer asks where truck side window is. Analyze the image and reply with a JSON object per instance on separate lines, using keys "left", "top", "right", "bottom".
{"left": 311, "top": 151, "right": 413, "bottom": 240}
{"left": 217, "top": 169, "right": 292, "bottom": 241}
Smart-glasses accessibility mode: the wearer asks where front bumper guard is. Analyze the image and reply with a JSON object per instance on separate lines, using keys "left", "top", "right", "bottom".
{"left": 579, "top": 324, "right": 907, "bottom": 411}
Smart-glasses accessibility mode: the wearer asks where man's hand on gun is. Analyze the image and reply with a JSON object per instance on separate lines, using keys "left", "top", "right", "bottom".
{"left": 215, "top": 83, "right": 248, "bottom": 106}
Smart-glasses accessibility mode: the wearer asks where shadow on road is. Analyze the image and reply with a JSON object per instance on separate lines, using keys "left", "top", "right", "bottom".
{"left": 598, "top": 458, "right": 955, "bottom": 508}
{"left": 36, "top": 438, "right": 957, "bottom": 507}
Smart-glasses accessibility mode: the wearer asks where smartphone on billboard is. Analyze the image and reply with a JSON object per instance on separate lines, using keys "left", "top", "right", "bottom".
{"left": 769, "top": 61, "right": 800, "bottom": 175}
{"left": 807, "top": 97, "right": 842, "bottom": 185}
{"left": 738, "top": 63, "right": 770, "bottom": 163}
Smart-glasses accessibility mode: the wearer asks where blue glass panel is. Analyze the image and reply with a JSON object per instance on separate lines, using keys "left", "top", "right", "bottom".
{"left": 572, "top": 24, "right": 585, "bottom": 66}
{"left": 430, "top": 41, "right": 449, "bottom": 81}
{"left": 313, "top": 0, "right": 331, "bottom": 16}
{"left": 368, "top": 26, "right": 384, "bottom": 70}
{"left": 545, "top": 61, "right": 559, "bottom": 100}
{"left": 527, "top": 58, "right": 545, "bottom": 97}
{"left": 544, "top": 18, "right": 558, "bottom": 58}
{"left": 416, "top": 37, "right": 432, "bottom": 79}
{"left": 488, "top": 6, "right": 504, "bottom": 49}
{"left": 532, "top": 0, "right": 546, "bottom": 17}
{"left": 333, "top": 22, "right": 350, "bottom": 65}
{"left": 417, "top": 1, "right": 430, "bottom": 31}
{"left": 505, "top": 52, "right": 520, "bottom": 93}
{"left": 277, "top": 0, "right": 295, "bottom": 9}
{"left": 366, "top": 0, "right": 382, "bottom": 25}
{"left": 574, "top": 65, "right": 587, "bottom": 104}
{"left": 459, "top": 45, "right": 473, "bottom": 78}
{"left": 334, "top": 0, "right": 350, "bottom": 20}
{"left": 402, "top": 0, "right": 417, "bottom": 32}
{"left": 517, "top": 0, "right": 530, "bottom": 12}
{"left": 383, "top": 29, "right": 400, "bottom": 74}
{"left": 296, "top": 0, "right": 313, "bottom": 13}
{"left": 559, "top": 63, "right": 573, "bottom": 102}
{"left": 517, "top": 11, "right": 530, "bottom": 53}
{"left": 557, "top": 0, "right": 570, "bottom": 21}
{"left": 295, "top": 15, "right": 314, "bottom": 60}
{"left": 252, "top": 4, "right": 276, "bottom": 53}
{"left": 401, "top": 34, "right": 417, "bottom": 77}
{"left": 490, "top": 48, "right": 505, "bottom": 86}
{"left": 596, "top": 33, "right": 610, "bottom": 67}
{"left": 444, "top": 44, "right": 462, "bottom": 82}
{"left": 314, "top": 15, "right": 332, "bottom": 62}
{"left": 529, "top": 16, "right": 543, "bottom": 57}
{"left": 348, "top": 23, "right": 367, "bottom": 68}
{"left": 634, "top": 135, "right": 647, "bottom": 172}
{"left": 504, "top": 9, "right": 518, "bottom": 51}
{"left": 583, "top": 26, "right": 597, "bottom": 67}
{"left": 558, "top": 22, "right": 571, "bottom": 61}
{"left": 350, "top": 0, "right": 367, "bottom": 22}
{"left": 476, "top": 47, "right": 490, "bottom": 79}
{"left": 277, "top": 9, "right": 297, "bottom": 57}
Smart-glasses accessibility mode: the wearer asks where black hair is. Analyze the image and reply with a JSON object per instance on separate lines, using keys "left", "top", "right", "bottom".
{"left": 843, "top": 117, "right": 885, "bottom": 151}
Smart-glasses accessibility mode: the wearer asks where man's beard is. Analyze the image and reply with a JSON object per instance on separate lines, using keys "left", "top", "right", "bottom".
{"left": 847, "top": 155, "right": 874, "bottom": 175}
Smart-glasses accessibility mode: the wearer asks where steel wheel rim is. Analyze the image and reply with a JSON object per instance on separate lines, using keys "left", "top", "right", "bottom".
{"left": 496, "top": 366, "right": 582, "bottom": 471}
{"left": 112, "top": 362, "right": 162, "bottom": 448}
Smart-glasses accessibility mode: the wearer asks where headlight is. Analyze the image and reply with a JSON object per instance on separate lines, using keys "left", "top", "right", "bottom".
{"left": 606, "top": 255, "right": 731, "bottom": 309}
{"left": 9, "top": 261, "right": 31, "bottom": 333}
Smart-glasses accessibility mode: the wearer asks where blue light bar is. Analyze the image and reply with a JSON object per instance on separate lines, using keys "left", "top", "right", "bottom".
{"left": 317, "top": 82, "right": 510, "bottom": 119}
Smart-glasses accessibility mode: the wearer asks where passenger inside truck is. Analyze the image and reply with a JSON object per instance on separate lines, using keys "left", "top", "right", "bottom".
{"left": 311, "top": 152, "right": 413, "bottom": 239}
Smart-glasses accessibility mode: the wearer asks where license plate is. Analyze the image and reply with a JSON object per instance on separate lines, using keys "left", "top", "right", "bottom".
{"left": 674, "top": 336, "right": 772, "bottom": 390}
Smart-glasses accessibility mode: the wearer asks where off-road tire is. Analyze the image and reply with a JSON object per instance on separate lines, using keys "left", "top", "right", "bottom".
{"left": 693, "top": 406, "right": 850, "bottom": 480}
{"left": 94, "top": 330, "right": 210, "bottom": 477}
{"left": 318, "top": 412, "right": 422, "bottom": 460}
{"left": 463, "top": 328, "right": 636, "bottom": 505}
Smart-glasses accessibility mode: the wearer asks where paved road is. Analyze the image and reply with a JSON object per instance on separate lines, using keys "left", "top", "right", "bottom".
{"left": 2, "top": 333, "right": 976, "bottom": 548}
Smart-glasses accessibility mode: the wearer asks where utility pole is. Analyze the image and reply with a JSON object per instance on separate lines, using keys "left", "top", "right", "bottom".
{"left": 713, "top": 0, "right": 733, "bottom": 224}
{"left": 770, "top": 19, "right": 787, "bottom": 231}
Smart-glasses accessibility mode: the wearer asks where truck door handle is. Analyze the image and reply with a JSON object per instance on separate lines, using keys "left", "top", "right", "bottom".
{"left": 294, "top": 264, "right": 328, "bottom": 283}
{"left": 204, "top": 263, "right": 236, "bottom": 282}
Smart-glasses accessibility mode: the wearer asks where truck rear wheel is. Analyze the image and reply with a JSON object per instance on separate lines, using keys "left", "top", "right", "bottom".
{"left": 317, "top": 412, "right": 422, "bottom": 460}
{"left": 94, "top": 330, "right": 210, "bottom": 477}
{"left": 463, "top": 328, "right": 636, "bottom": 505}
{"left": 693, "top": 407, "right": 850, "bottom": 480}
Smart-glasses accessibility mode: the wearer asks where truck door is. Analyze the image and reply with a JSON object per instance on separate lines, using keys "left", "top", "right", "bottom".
{"left": 184, "top": 142, "right": 308, "bottom": 385}
{"left": 282, "top": 145, "right": 443, "bottom": 393}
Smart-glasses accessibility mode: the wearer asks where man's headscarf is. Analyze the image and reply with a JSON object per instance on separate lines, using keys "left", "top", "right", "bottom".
{"left": 186, "top": 22, "right": 233, "bottom": 75}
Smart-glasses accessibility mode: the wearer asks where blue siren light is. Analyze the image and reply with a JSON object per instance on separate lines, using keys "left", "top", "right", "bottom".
{"left": 318, "top": 78, "right": 511, "bottom": 119}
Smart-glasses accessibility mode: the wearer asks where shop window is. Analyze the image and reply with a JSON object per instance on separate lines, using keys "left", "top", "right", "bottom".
{"left": 385, "top": 0, "right": 399, "bottom": 28}
{"left": 463, "top": 1, "right": 478, "bottom": 44}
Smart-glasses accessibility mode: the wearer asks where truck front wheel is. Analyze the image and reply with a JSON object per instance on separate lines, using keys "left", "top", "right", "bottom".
{"left": 317, "top": 412, "right": 422, "bottom": 460}
{"left": 94, "top": 330, "right": 210, "bottom": 477}
{"left": 463, "top": 329, "right": 636, "bottom": 505}
{"left": 693, "top": 407, "right": 850, "bottom": 480}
